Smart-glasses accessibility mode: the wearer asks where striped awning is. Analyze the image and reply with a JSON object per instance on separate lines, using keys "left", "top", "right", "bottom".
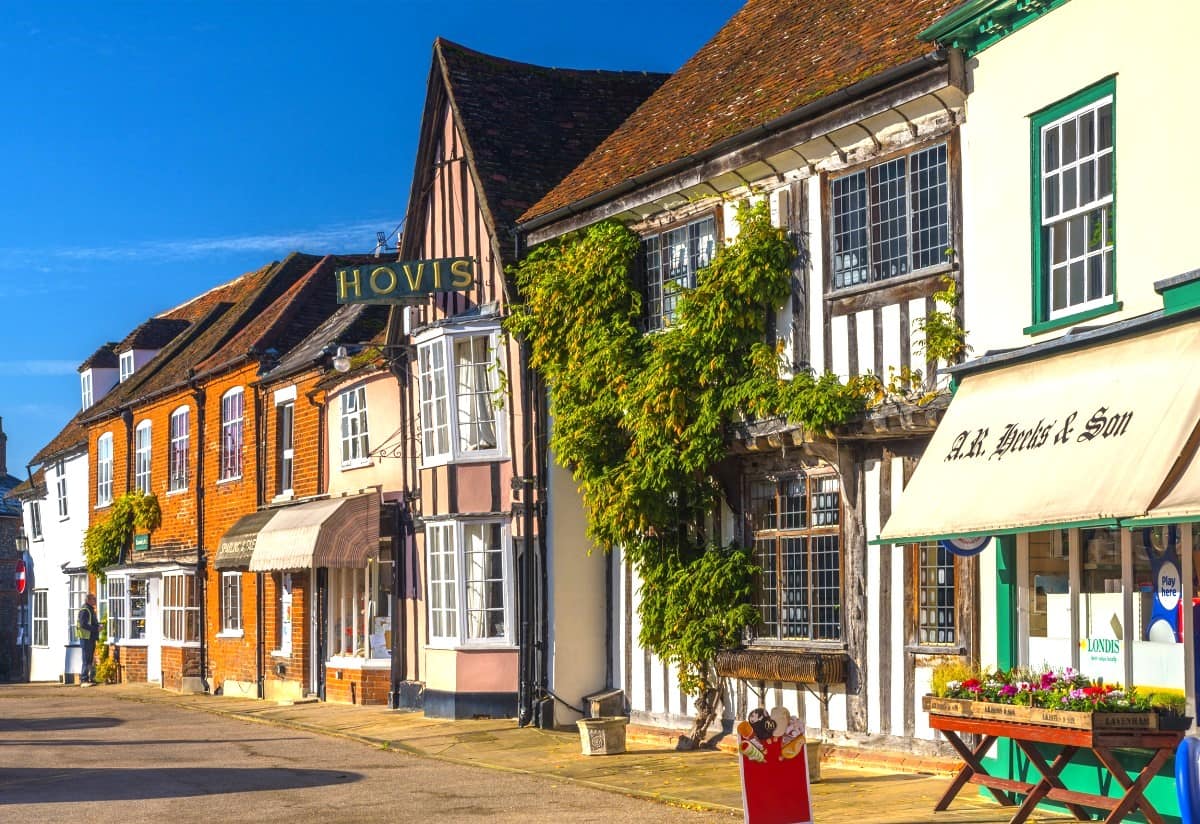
{"left": 249, "top": 493, "right": 380, "bottom": 572}
{"left": 214, "top": 509, "right": 278, "bottom": 570}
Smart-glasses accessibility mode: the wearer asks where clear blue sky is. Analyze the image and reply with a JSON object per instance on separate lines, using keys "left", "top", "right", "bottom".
{"left": 0, "top": 0, "right": 742, "bottom": 471}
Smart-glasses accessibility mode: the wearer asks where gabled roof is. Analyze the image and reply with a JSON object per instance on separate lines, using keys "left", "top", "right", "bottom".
{"left": 79, "top": 343, "right": 119, "bottom": 372}
{"left": 79, "top": 255, "right": 323, "bottom": 423}
{"left": 403, "top": 38, "right": 668, "bottom": 262}
{"left": 521, "top": 0, "right": 957, "bottom": 225}
{"left": 193, "top": 254, "right": 380, "bottom": 380}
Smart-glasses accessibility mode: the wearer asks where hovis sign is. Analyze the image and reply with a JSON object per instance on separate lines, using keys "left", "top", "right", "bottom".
{"left": 335, "top": 257, "right": 475, "bottom": 303}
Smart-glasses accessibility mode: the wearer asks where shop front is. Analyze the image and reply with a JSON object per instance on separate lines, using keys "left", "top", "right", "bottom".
{"left": 247, "top": 492, "right": 384, "bottom": 704}
{"left": 879, "top": 312, "right": 1200, "bottom": 816}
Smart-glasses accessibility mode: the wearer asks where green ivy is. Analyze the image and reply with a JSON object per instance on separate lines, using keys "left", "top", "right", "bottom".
{"left": 508, "top": 203, "right": 868, "bottom": 732}
{"left": 83, "top": 491, "right": 162, "bottom": 578}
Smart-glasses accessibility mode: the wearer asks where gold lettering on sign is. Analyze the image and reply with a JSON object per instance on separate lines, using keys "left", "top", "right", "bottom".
{"left": 450, "top": 258, "right": 473, "bottom": 287}
{"left": 402, "top": 263, "right": 425, "bottom": 291}
{"left": 337, "top": 268, "right": 362, "bottom": 300}
{"left": 370, "top": 266, "right": 397, "bottom": 296}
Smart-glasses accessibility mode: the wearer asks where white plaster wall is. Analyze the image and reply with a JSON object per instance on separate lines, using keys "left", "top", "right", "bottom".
{"left": 545, "top": 457, "right": 606, "bottom": 723}
{"left": 961, "top": 0, "right": 1200, "bottom": 355}
{"left": 26, "top": 449, "right": 88, "bottom": 682}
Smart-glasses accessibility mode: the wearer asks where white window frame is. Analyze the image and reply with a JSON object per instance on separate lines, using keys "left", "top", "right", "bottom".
{"left": 68, "top": 574, "right": 87, "bottom": 645}
{"left": 32, "top": 590, "right": 48, "bottom": 647}
{"left": 220, "top": 388, "right": 244, "bottom": 481}
{"left": 162, "top": 573, "right": 200, "bottom": 644}
{"left": 55, "top": 460, "right": 68, "bottom": 519}
{"left": 169, "top": 406, "right": 189, "bottom": 492}
{"left": 416, "top": 324, "right": 505, "bottom": 467}
{"left": 277, "top": 400, "right": 295, "bottom": 495}
{"left": 134, "top": 420, "right": 152, "bottom": 494}
{"left": 106, "top": 577, "right": 125, "bottom": 642}
{"left": 81, "top": 370, "right": 93, "bottom": 409}
{"left": 641, "top": 214, "right": 717, "bottom": 331}
{"left": 118, "top": 351, "right": 134, "bottom": 383}
{"left": 96, "top": 433, "right": 114, "bottom": 507}
{"left": 424, "top": 519, "right": 514, "bottom": 648}
{"left": 1039, "top": 95, "right": 1115, "bottom": 320}
{"left": 29, "top": 500, "right": 42, "bottom": 540}
{"left": 339, "top": 386, "right": 370, "bottom": 468}
{"left": 220, "top": 572, "right": 243, "bottom": 635}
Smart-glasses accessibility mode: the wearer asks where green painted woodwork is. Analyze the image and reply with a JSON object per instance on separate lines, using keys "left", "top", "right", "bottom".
{"left": 1029, "top": 76, "right": 1117, "bottom": 332}
{"left": 919, "top": 0, "right": 1072, "bottom": 57}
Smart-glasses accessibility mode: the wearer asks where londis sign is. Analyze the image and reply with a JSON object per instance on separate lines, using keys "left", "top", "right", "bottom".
{"left": 335, "top": 257, "right": 475, "bottom": 303}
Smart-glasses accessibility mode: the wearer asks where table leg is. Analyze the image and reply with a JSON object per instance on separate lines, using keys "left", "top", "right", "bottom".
{"left": 1092, "top": 744, "right": 1171, "bottom": 824}
{"left": 1008, "top": 742, "right": 1090, "bottom": 823}
{"left": 935, "top": 731, "right": 1013, "bottom": 810}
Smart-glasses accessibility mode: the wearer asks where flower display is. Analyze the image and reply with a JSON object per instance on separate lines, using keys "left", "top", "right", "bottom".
{"left": 939, "top": 666, "right": 1152, "bottom": 713}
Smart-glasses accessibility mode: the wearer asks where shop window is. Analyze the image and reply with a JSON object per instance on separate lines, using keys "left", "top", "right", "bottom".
{"left": 339, "top": 386, "right": 370, "bottom": 467}
{"left": 169, "top": 406, "right": 189, "bottom": 492}
{"left": 134, "top": 420, "right": 152, "bottom": 494}
{"left": 1030, "top": 77, "right": 1116, "bottom": 327}
{"left": 96, "top": 433, "right": 113, "bottom": 507}
{"left": 417, "top": 325, "right": 504, "bottom": 465}
{"left": 162, "top": 573, "right": 199, "bottom": 643}
{"left": 830, "top": 142, "right": 949, "bottom": 289}
{"left": 748, "top": 472, "right": 843, "bottom": 643}
{"left": 326, "top": 546, "right": 392, "bottom": 659}
{"left": 425, "top": 520, "right": 511, "bottom": 646}
{"left": 106, "top": 577, "right": 125, "bottom": 641}
{"left": 32, "top": 589, "right": 48, "bottom": 648}
{"left": 915, "top": 542, "right": 957, "bottom": 645}
{"left": 67, "top": 574, "right": 87, "bottom": 645}
{"left": 640, "top": 215, "right": 716, "bottom": 331}
{"left": 220, "top": 388, "right": 244, "bottom": 480}
{"left": 221, "top": 572, "right": 242, "bottom": 633}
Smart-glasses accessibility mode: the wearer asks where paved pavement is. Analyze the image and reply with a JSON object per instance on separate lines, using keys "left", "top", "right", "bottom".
{"left": 9, "top": 682, "right": 1080, "bottom": 823}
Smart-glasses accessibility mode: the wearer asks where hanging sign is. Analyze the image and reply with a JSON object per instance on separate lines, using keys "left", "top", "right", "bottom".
{"left": 737, "top": 706, "right": 814, "bottom": 824}
{"left": 940, "top": 536, "right": 992, "bottom": 557}
{"left": 335, "top": 257, "right": 475, "bottom": 303}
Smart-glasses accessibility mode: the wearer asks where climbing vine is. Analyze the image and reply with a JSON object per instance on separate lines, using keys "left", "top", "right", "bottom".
{"left": 508, "top": 202, "right": 871, "bottom": 744}
{"left": 83, "top": 491, "right": 162, "bottom": 577}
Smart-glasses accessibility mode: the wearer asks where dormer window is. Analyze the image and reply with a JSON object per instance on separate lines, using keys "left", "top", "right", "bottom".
{"left": 119, "top": 351, "right": 134, "bottom": 383}
{"left": 80, "top": 371, "right": 93, "bottom": 409}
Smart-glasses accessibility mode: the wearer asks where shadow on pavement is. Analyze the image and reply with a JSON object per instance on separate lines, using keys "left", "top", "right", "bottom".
{"left": 0, "top": 767, "right": 362, "bottom": 803}
{"left": 0, "top": 716, "right": 122, "bottom": 733}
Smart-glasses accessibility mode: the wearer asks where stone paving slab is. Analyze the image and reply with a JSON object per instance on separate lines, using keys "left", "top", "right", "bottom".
{"left": 103, "top": 684, "right": 1078, "bottom": 823}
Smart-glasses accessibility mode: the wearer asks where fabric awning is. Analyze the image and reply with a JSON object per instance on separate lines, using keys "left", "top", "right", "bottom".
{"left": 878, "top": 322, "right": 1200, "bottom": 544}
{"left": 249, "top": 493, "right": 380, "bottom": 572}
{"left": 214, "top": 509, "right": 278, "bottom": 570}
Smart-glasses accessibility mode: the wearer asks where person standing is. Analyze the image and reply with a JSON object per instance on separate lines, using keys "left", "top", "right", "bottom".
{"left": 77, "top": 592, "right": 100, "bottom": 686}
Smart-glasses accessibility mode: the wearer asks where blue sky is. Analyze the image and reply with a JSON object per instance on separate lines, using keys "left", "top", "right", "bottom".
{"left": 0, "top": 0, "right": 742, "bottom": 470}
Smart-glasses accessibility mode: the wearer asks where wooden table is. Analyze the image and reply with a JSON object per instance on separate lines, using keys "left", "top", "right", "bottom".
{"left": 929, "top": 713, "right": 1184, "bottom": 823}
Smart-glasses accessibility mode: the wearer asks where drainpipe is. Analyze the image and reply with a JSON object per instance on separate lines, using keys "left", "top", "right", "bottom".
{"left": 191, "top": 384, "right": 210, "bottom": 692}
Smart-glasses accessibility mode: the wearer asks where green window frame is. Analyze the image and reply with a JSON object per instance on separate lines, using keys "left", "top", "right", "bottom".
{"left": 1026, "top": 76, "right": 1118, "bottom": 336}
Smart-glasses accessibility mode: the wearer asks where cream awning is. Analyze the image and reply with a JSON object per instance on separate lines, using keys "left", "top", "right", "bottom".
{"left": 214, "top": 509, "right": 278, "bottom": 570}
{"left": 249, "top": 493, "right": 380, "bottom": 572}
{"left": 878, "top": 322, "right": 1200, "bottom": 544}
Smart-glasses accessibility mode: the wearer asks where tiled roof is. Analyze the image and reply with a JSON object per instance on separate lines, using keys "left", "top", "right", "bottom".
{"left": 521, "top": 0, "right": 957, "bottom": 223}
{"left": 29, "top": 415, "right": 87, "bottom": 466}
{"left": 194, "top": 254, "right": 380, "bottom": 379}
{"left": 77, "top": 257, "right": 314, "bottom": 423}
{"left": 421, "top": 39, "right": 667, "bottom": 257}
{"left": 116, "top": 317, "right": 191, "bottom": 352}
{"left": 79, "top": 343, "right": 119, "bottom": 371}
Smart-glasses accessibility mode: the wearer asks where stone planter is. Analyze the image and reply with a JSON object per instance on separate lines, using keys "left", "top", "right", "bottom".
{"left": 577, "top": 717, "right": 628, "bottom": 755}
{"left": 922, "top": 694, "right": 1160, "bottom": 731}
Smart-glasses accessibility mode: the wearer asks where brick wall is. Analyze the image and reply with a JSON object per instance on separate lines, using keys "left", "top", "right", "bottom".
{"left": 325, "top": 664, "right": 390, "bottom": 706}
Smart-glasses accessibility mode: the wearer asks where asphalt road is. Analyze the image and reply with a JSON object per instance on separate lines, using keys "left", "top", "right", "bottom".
{"left": 0, "top": 684, "right": 733, "bottom": 823}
